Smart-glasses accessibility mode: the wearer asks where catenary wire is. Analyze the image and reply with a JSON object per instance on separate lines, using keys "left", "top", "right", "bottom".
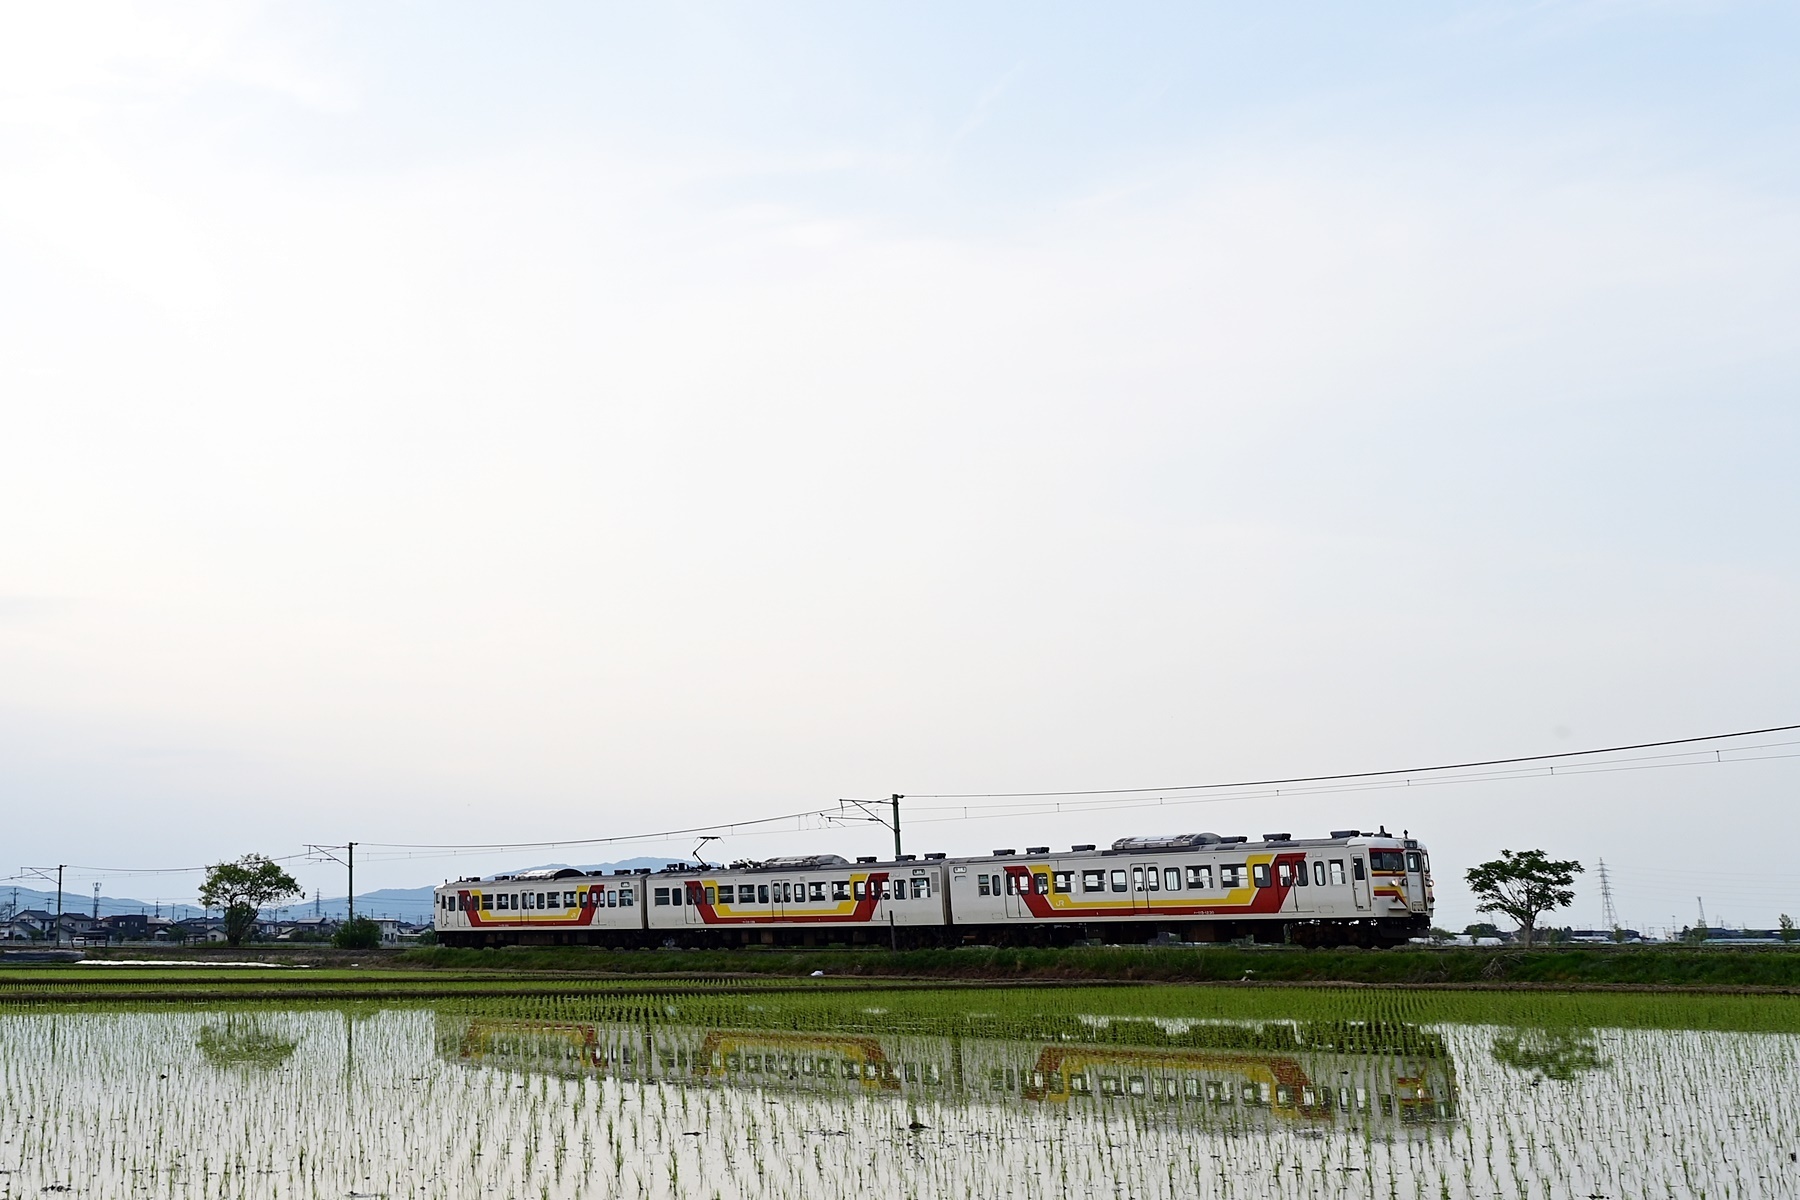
{"left": 903, "top": 722, "right": 1800, "bottom": 800}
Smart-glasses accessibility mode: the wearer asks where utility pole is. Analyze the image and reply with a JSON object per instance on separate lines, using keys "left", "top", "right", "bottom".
{"left": 305, "top": 843, "right": 357, "bottom": 922}
{"left": 1597, "top": 859, "right": 1618, "bottom": 931}
{"left": 55, "top": 865, "right": 63, "bottom": 947}
{"left": 829, "top": 796, "right": 906, "bottom": 861}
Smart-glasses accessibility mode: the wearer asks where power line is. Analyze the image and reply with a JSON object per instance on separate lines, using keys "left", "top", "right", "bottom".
{"left": 355, "top": 805, "right": 858, "bottom": 854}
{"left": 905, "top": 721, "right": 1800, "bottom": 800}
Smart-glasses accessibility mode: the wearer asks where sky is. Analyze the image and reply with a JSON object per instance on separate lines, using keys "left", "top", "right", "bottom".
{"left": 2, "top": 2, "right": 1798, "bottom": 934}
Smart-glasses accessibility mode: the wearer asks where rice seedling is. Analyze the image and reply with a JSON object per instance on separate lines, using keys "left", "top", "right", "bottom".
{"left": 0, "top": 986, "right": 1795, "bottom": 1197}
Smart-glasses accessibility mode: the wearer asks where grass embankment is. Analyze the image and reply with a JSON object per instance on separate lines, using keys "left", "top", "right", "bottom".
{"left": 395, "top": 943, "right": 1800, "bottom": 990}
{"left": 19, "top": 944, "right": 1800, "bottom": 998}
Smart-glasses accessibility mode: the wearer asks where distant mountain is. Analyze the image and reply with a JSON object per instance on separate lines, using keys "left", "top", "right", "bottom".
{"left": 2, "top": 858, "right": 674, "bottom": 926}
{"left": 1, "top": 886, "right": 205, "bottom": 922}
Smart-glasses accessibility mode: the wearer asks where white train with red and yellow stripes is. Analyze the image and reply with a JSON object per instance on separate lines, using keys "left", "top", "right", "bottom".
{"left": 434, "top": 829, "right": 1434, "bottom": 949}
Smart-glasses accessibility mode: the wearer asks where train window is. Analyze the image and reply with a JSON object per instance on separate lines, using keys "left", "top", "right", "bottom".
{"left": 832, "top": 881, "right": 849, "bottom": 900}
{"left": 705, "top": 886, "right": 716, "bottom": 905}
{"left": 915, "top": 877, "right": 931, "bottom": 899}
{"left": 1081, "top": 870, "right": 1104, "bottom": 892}
{"left": 1313, "top": 861, "right": 1326, "bottom": 886}
{"left": 1110, "top": 870, "right": 1127, "bottom": 893}
{"left": 480, "top": 895, "right": 491, "bottom": 910}
{"left": 855, "top": 880, "right": 867, "bottom": 900}
{"left": 1352, "top": 858, "right": 1366, "bottom": 880}
{"left": 977, "top": 875, "right": 991, "bottom": 896}
{"left": 785, "top": 882, "right": 796, "bottom": 903}
{"left": 674, "top": 887, "right": 687, "bottom": 906}
{"left": 620, "top": 887, "right": 634, "bottom": 907}
{"left": 809, "top": 882, "right": 825, "bottom": 902}
{"left": 1131, "top": 866, "right": 1145, "bottom": 891}
{"left": 1252, "top": 864, "right": 1272, "bottom": 888}
{"left": 1220, "top": 864, "right": 1244, "bottom": 888}
{"left": 1187, "top": 865, "right": 1212, "bottom": 889}
{"left": 1276, "top": 863, "right": 1292, "bottom": 886}
{"left": 1371, "top": 851, "right": 1405, "bottom": 872}
{"left": 566, "top": 891, "right": 577, "bottom": 906}
{"left": 756, "top": 884, "right": 768, "bottom": 904}
{"left": 1145, "top": 866, "right": 1161, "bottom": 891}
{"left": 1004, "top": 873, "right": 1017, "bottom": 895}
{"left": 1329, "top": 860, "right": 1346, "bottom": 885}
{"left": 1053, "top": 871, "right": 1073, "bottom": 894}
{"left": 1163, "top": 867, "right": 1181, "bottom": 891}
{"left": 607, "top": 891, "right": 618, "bottom": 908}
{"left": 1033, "top": 873, "right": 1049, "bottom": 895}
{"left": 1405, "top": 851, "right": 1423, "bottom": 873}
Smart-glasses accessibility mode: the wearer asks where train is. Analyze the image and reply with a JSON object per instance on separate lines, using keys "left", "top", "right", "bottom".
{"left": 432, "top": 828, "right": 1434, "bottom": 949}
{"left": 436, "top": 1013, "right": 1458, "bottom": 1133}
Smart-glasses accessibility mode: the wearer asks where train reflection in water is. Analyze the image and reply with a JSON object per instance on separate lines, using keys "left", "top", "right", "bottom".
{"left": 436, "top": 1013, "right": 1457, "bottom": 1133}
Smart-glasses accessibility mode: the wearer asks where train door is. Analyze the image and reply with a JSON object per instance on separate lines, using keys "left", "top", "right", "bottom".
{"left": 1351, "top": 856, "right": 1370, "bottom": 910}
{"left": 1131, "top": 864, "right": 1159, "bottom": 913}
{"left": 1003, "top": 868, "right": 1024, "bottom": 918}
{"left": 772, "top": 879, "right": 791, "bottom": 922}
{"left": 1404, "top": 850, "right": 1428, "bottom": 914}
{"left": 684, "top": 881, "right": 706, "bottom": 925}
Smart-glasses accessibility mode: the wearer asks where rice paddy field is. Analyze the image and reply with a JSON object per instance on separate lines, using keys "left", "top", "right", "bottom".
{"left": 2, "top": 978, "right": 1797, "bottom": 1199}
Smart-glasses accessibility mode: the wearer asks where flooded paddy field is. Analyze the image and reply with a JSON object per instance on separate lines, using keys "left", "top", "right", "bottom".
{"left": 2, "top": 985, "right": 1797, "bottom": 1199}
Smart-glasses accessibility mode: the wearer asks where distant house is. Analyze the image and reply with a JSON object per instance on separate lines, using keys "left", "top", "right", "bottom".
{"left": 374, "top": 919, "right": 401, "bottom": 945}
{"left": 292, "top": 916, "right": 338, "bottom": 938}
{"left": 11, "top": 910, "right": 54, "bottom": 937}
{"left": 56, "top": 913, "right": 103, "bottom": 940}
{"left": 102, "top": 913, "right": 150, "bottom": 941}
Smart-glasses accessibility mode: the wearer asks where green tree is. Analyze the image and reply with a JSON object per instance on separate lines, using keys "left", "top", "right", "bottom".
{"left": 198, "top": 855, "right": 301, "bottom": 947}
{"left": 1781, "top": 914, "right": 1795, "bottom": 943}
{"left": 1491, "top": 1026, "right": 1608, "bottom": 1081}
{"left": 1464, "top": 849, "right": 1583, "bottom": 947}
{"left": 333, "top": 917, "right": 381, "bottom": 949}
{"left": 197, "top": 1016, "right": 298, "bottom": 1071}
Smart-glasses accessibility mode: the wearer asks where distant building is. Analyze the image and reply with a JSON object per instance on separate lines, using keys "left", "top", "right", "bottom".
{"left": 102, "top": 913, "right": 150, "bottom": 941}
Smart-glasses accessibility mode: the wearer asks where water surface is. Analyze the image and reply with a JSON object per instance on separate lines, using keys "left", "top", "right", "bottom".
{"left": 1, "top": 989, "right": 1795, "bottom": 1198}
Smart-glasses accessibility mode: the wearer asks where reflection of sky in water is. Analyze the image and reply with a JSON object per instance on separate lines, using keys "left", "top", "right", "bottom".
{"left": 0, "top": 1009, "right": 1795, "bottom": 1198}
